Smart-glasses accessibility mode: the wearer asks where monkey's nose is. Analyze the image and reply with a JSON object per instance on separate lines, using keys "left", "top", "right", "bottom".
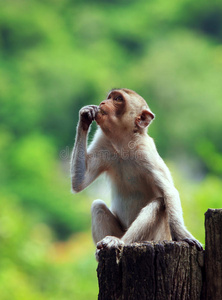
{"left": 100, "top": 101, "right": 106, "bottom": 106}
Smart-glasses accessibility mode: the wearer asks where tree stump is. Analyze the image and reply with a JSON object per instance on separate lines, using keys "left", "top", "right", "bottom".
{"left": 97, "top": 209, "right": 222, "bottom": 299}
{"left": 97, "top": 241, "right": 204, "bottom": 300}
{"left": 204, "top": 209, "right": 222, "bottom": 300}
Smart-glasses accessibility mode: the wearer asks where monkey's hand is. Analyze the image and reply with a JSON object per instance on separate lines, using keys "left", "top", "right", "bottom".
{"left": 96, "top": 236, "right": 124, "bottom": 261}
{"left": 182, "top": 238, "right": 203, "bottom": 251}
{"left": 79, "top": 105, "right": 99, "bottom": 131}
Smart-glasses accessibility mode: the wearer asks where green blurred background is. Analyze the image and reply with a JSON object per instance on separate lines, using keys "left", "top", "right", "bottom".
{"left": 0, "top": 0, "right": 222, "bottom": 299}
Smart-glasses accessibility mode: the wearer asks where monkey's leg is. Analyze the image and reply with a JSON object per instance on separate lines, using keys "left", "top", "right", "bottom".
{"left": 122, "top": 197, "right": 172, "bottom": 244}
{"left": 91, "top": 199, "right": 124, "bottom": 244}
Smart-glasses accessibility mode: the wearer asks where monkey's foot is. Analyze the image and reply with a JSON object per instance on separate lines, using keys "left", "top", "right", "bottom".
{"left": 182, "top": 238, "right": 203, "bottom": 251}
{"left": 96, "top": 236, "right": 124, "bottom": 261}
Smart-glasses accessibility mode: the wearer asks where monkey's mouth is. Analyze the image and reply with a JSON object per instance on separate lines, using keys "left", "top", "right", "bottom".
{"left": 98, "top": 108, "right": 107, "bottom": 115}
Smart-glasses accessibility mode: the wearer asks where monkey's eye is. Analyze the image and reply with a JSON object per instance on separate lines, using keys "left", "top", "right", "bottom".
{"left": 114, "top": 95, "right": 123, "bottom": 102}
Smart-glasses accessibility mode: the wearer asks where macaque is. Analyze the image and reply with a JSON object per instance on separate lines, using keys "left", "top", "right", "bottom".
{"left": 70, "top": 88, "right": 202, "bottom": 259}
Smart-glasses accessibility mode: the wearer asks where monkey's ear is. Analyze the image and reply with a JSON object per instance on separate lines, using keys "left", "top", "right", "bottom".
{"left": 135, "top": 109, "right": 155, "bottom": 129}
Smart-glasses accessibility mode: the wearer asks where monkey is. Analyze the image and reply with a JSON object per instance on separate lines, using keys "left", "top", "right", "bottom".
{"left": 70, "top": 88, "right": 203, "bottom": 259}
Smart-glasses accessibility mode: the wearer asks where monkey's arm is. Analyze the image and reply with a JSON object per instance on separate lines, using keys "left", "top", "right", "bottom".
{"left": 121, "top": 197, "right": 170, "bottom": 243}
{"left": 151, "top": 168, "right": 203, "bottom": 250}
{"left": 136, "top": 143, "right": 203, "bottom": 250}
{"left": 70, "top": 105, "right": 105, "bottom": 192}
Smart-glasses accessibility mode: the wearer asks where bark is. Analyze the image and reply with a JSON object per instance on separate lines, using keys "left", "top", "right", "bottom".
{"left": 204, "top": 209, "right": 222, "bottom": 300}
{"left": 97, "top": 241, "right": 204, "bottom": 300}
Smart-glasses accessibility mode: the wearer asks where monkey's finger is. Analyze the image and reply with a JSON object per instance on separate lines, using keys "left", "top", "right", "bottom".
{"left": 82, "top": 111, "right": 91, "bottom": 121}
{"left": 97, "top": 241, "right": 104, "bottom": 249}
{"left": 183, "top": 238, "right": 195, "bottom": 246}
{"left": 89, "top": 106, "right": 99, "bottom": 119}
{"left": 86, "top": 108, "right": 95, "bottom": 121}
{"left": 183, "top": 238, "right": 203, "bottom": 251}
{"left": 91, "top": 107, "right": 98, "bottom": 119}
{"left": 90, "top": 109, "right": 96, "bottom": 120}
{"left": 87, "top": 109, "right": 93, "bottom": 121}
{"left": 80, "top": 109, "right": 90, "bottom": 118}
{"left": 194, "top": 241, "right": 203, "bottom": 251}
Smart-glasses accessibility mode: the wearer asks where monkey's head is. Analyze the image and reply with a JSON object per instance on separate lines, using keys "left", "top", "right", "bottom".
{"left": 96, "top": 88, "right": 154, "bottom": 138}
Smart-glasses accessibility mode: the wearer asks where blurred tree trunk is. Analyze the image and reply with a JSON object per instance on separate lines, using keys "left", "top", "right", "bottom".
{"left": 204, "top": 209, "right": 222, "bottom": 300}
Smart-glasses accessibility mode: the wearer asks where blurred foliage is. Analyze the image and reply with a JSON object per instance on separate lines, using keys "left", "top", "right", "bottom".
{"left": 0, "top": 0, "right": 222, "bottom": 298}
